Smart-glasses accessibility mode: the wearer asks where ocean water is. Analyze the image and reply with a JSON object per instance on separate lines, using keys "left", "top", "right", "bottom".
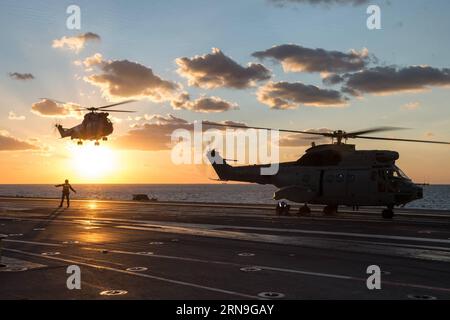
{"left": 0, "top": 184, "right": 449, "bottom": 211}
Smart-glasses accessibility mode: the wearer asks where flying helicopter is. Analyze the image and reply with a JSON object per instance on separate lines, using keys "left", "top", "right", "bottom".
{"left": 47, "top": 98, "right": 137, "bottom": 145}
{"left": 204, "top": 124, "right": 450, "bottom": 219}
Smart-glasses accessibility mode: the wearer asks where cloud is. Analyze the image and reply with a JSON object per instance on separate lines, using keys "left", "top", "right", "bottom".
{"left": 8, "top": 72, "right": 35, "bottom": 81}
{"left": 0, "top": 130, "right": 39, "bottom": 151}
{"left": 257, "top": 81, "right": 348, "bottom": 109}
{"left": 114, "top": 114, "right": 191, "bottom": 151}
{"left": 252, "top": 44, "right": 370, "bottom": 73}
{"left": 176, "top": 48, "right": 271, "bottom": 89}
{"left": 270, "top": 0, "right": 369, "bottom": 6}
{"left": 279, "top": 128, "right": 332, "bottom": 147}
{"left": 84, "top": 55, "right": 179, "bottom": 102}
{"left": 8, "top": 111, "right": 26, "bottom": 120}
{"left": 114, "top": 114, "right": 246, "bottom": 151}
{"left": 171, "top": 93, "right": 238, "bottom": 113}
{"left": 322, "top": 73, "right": 345, "bottom": 85}
{"left": 342, "top": 66, "right": 450, "bottom": 96}
{"left": 82, "top": 53, "right": 104, "bottom": 67}
{"left": 402, "top": 102, "right": 420, "bottom": 110}
{"left": 52, "top": 32, "right": 100, "bottom": 53}
{"left": 31, "top": 99, "right": 81, "bottom": 118}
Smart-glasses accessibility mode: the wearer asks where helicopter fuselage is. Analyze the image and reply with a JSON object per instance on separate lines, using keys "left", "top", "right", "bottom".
{"left": 208, "top": 144, "right": 423, "bottom": 210}
{"left": 56, "top": 112, "right": 113, "bottom": 142}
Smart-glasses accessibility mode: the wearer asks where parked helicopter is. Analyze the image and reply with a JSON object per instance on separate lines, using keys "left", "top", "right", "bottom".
{"left": 205, "top": 124, "right": 449, "bottom": 219}
{"left": 47, "top": 99, "right": 136, "bottom": 145}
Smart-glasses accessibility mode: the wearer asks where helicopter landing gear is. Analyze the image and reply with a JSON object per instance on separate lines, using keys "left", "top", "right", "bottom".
{"left": 276, "top": 201, "right": 291, "bottom": 216}
{"left": 102, "top": 137, "right": 108, "bottom": 141}
{"left": 323, "top": 205, "right": 338, "bottom": 216}
{"left": 77, "top": 140, "right": 83, "bottom": 146}
{"left": 95, "top": 141, "right": 100, "bottom": 146}
{"left": 382, "top": 206, "right": 394, "bottom": 219}
{"left": 298, "top": 204, "right": 311, "bottom": 215}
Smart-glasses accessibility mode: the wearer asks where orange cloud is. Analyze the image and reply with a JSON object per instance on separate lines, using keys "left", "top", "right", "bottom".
{"left": 52, "top": 32, "right": 100, "bottom": 53}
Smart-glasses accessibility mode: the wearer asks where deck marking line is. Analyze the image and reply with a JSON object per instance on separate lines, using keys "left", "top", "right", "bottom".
{"left": 3, "top": 248, "right": 264, "bottom": 300}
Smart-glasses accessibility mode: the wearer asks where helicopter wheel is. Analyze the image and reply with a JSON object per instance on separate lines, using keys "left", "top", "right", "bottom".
{"left": 298, "top": 204, "right": 311, "bottom": 215}
{"left": 382, "top": 208, "right": 394, "bottom": 219}
{"left": 275, "top": 202, "right": 290, "bottom": 216}
{"left": 94, "top": 141, "right": 100, "bottom": 146}
{"left": 77, "top": 141, "right": 83, "bottom": 146}
{"left": 323, "top": 205, "right": 338, "bottom": 216}
{"left": 102, "top": 137, "right": 108, "bottom": 141}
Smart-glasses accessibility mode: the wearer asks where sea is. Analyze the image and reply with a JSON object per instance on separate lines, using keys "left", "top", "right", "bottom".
{"left": 0, "top": 184, "right": 449, "bottom": 211}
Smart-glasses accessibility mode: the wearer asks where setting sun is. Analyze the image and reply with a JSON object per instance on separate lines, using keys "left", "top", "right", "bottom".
{"left": 68, "top": 144, "right": 117, "bottom": 180}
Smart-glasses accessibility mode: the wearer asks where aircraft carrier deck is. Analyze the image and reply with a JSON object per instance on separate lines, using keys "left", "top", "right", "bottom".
{"left": 1, "top": 197, "right": 450, "bottom": 300}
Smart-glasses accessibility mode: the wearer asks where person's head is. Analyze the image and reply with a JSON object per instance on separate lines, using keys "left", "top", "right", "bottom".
{"left": 65, "top": 179, "right": 69, "bottom": 183}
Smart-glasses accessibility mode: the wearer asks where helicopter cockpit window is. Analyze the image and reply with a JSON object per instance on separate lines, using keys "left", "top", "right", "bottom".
{"left": 394, "top": 166, "right": 411, "bottom": 180}
{"left": 336, "top": 173, "right": 345, "bottom": 182}
{"left": 381, "top": 167, "right": 410, "bottom": 180}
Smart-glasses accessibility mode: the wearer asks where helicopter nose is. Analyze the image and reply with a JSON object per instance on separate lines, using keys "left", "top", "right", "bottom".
{"left": 416, "top": 186, "right": 423, "bottom": 200}
{"left": 394, "top": 182, "right": 423, "bottom": 204}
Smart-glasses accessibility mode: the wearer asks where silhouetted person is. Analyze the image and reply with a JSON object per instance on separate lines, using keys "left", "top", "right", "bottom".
{"left": 55, "top": 179, "right": 76, "bottom": 208}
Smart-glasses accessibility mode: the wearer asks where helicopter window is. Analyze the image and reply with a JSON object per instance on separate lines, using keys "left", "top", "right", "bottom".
{"left": 336, "top": 173, "right": 345, "bottom": 182}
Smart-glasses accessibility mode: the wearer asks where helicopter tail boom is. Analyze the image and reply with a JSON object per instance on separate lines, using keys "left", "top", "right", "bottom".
{"left": 55, "top": 124, "right": 71, "bottom": 138}
{"left": 207, "top": 150, "right": 232, "bottom": 181}
{"left": 207, "top": 150, "right": 271, "bottom": 184}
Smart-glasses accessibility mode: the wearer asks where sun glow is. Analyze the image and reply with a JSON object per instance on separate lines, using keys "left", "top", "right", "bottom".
{"left": 69, "top": 144, "right": 117, "bottom": 180}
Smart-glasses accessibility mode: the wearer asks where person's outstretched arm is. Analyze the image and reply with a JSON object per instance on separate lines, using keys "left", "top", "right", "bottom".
{"left": 55, "top": 184, "right": 62, "bottom": 187}
{"left": 70, "top": 185, "right": 77, "bottom": 193}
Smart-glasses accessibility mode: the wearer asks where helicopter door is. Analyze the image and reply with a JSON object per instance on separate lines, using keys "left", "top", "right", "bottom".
{"left": 322, "top": 170, "right": 347, "bottom": 199}
{"left": 347, "top": 170, "right": 370, "bottom": 203}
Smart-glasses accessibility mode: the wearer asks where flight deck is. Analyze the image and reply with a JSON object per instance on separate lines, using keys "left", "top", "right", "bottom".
{"left": 1, "top": 197, "right": 450, "bottom": 300}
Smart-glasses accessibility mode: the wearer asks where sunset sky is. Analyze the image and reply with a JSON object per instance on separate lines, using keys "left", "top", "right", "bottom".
{"left": 0, "top": 0, "right": 449, "bottom": 184}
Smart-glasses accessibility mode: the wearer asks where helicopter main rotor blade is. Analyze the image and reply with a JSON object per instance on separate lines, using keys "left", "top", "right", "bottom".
{"left": 354, "top": 135, "right": 450, "bottom": 145}
{"left": 40, "top": 98, "right": 80, "bottom": 107}
{"left": 202, "top": 122, "right": 331, "bottom": 136}
{"left": 104, "top": 110, "right": 136, "bottom": 113}
{"left": 345, "top": 126, "right": 408, "bottom": 137}
{"left": 39, "top": 98, "right": 67, "bottom": 104}
{"left": 203, "top": 122, "right": 450, "bottom": 145}
{"left": 97, "top": 100, "right": 137, "bottom": 109}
